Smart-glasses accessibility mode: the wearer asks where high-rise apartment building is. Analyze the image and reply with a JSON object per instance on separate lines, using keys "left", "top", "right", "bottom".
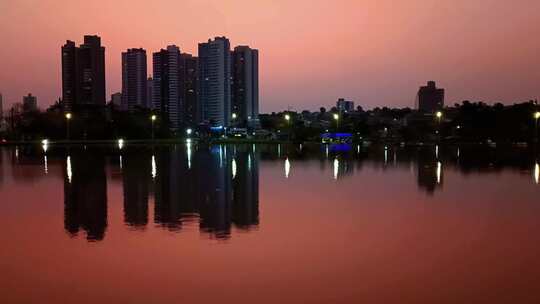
{"left": 232, "top": 46, "right": 259, "bottom": 127}
{"left": 146, "top": 76, "right": 153, "bottom": 109}
{"left": 417, "top": 81, "right": 444, "bottom": 113}
{"left": 122, "top": 48, "right": 148, "bottom": 113}
{"left": 181, "top": 53, "right": 198, "bottom": 127}
{"left": 198, "top": 37, "right": 231, "bottom": 127}
{"left": 153, "top": 45, "right": 183, "bottom": 131}
{"left": 61, "top": 35, "right": 106, "bottom": 111}
{"left": 336, "top": 98, "right": 355, "bottom": 113}
{"left": 22, "top": 93, "right": 38, "bottom": 112}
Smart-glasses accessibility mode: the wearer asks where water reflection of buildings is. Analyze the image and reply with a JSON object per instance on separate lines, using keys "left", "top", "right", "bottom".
{"left": 122, "top": 151, "right": 151, "bottom": 229}
{"left": 153, "top": 145, "right": 259, "bottom": 239}
{"left": 416, "top": 148, "right": 444, "bottom": 195}
{"left": 64, "top": 152, "right": 108, "bottom": 241}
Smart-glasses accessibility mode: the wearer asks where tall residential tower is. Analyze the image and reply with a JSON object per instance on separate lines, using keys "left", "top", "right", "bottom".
{"left": 153, "top": 45, "right": 183, "bottom": 131}
{"left": 122, "top": 48, "right": 148, "bottom": 112}
{"left": 232, "top": 46, "right": 259, "bottom": 127}
{"left": 198, "top": 37, "right": 231, "bottom": 127}
{"left": 61, "top": 35, "right": 106, "bottom": 111}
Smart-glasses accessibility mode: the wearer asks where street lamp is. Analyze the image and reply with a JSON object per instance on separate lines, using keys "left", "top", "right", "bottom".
{"left": 65, "top": 112, "right": 72, "bottom": 141}
{"left": 151, "top": 114, "right": 157, "bottom": 141}
{"left": 284, "top": 114, "right": 291, "bottom": 141}
{"left": 333, "top": 113, "right": 340, "bottom": 131}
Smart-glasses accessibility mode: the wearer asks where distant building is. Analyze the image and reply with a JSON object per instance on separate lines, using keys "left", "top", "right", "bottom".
{"left": 146, "top": 76, "right": 153, "bottom": 109}
{"left": 122, "top": 48, "right": 148, "bottom": 113}
{"left": 232, "top": 46, "right": 259, "bottom": 128}
{"left": 110, "top": 92, "right": 122, "bottom": 109}
{"left": 152, "top": 45, "right": 183, "bottom": 131}
{"left": 61, "top": 35, "right": 106, "bottom": 111}
{"left": 22, "top": 93, "right": 38, "bottom": 112}
{"left": 417, "top": 81, "right": 444, "bottom": 113}
{"left": 181, "top": 54, "right": 198, "bottom": 127}
{"left": 199, "top": 37, "right": 231, "bottom": 127}
{"left": 336, "top": 98, "right": 354, "bottom": 113}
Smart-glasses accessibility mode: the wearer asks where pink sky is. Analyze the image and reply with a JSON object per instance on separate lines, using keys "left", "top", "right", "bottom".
{"left": 1, "top": 0, "right": 539, "bottom": 112}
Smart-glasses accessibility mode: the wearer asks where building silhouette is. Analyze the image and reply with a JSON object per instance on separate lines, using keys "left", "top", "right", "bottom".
{"left": 181, "top": 53, "right": 199, "bottom": 127}
{"left": 61, "top": 35, "right": 106, "bottom": 111}
{"left": 110, "top": 92, "right": 122, "bottom": 108}
{"left": 146, "top": 76, "right": 153, "bottom": 109}
{"left": 122, "top": 48, "right": 148, "bottom": 112}
{"left": 417, "top": 81, "right": 444, "bottom": 113}
{"left": 64, "top": 152, "right": 108, "bottom": 241}
{"left": 22, "top": 93, "right": 37, "bottom": 112}
{"left": 336, "top": 98, "right": 354, "bottom": 113}
{"left": 152, "top": 45, "right": 183, "bottom": 131}
{"left": 232, "top": 46, "right": 259, "bottom": 128}
{"left": 198, "top": 37, "right": 232, "bottom": 127}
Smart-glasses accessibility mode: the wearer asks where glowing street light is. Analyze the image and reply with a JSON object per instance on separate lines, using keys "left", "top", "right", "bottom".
{"left": 65, "top": 112, "right": 72, "bottom": 141}
{"left": 186, "top": 128, "right": 193, "bottom": 136}
{"left": 333, "top": 113, "right": 340, "bottom": 130}
{"left": 284, "top": 114, "right": 291, "bottom": 121}
{"left": 232, "top": 113, "right": 238, "bottom": 120}
{"left": 118, "top": 138, "right": 124, "bottom": 150}
{"left": 150, "top": 114, "right": 157, "bottom": 141}
{"left": 436, "top": 111, "right": 443, "bottom": 119}
{"left": 534, "top": 112, "right": 540, "bottom": 143}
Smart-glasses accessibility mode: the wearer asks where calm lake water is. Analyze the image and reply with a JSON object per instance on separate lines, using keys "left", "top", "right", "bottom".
{"left": 1, "top": 143, "right": 540, "bottom": 303}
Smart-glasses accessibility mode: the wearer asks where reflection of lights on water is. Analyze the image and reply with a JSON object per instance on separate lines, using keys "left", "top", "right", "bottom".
{"left": 535, "top": 163, "right": 539, "bottom": 184}
{"left": 357, "top": 145, "right": 360, "bottom": 154}
{"left": 278, "top": 144, "right": 281, "bottom": 158}
{"left": 436, "top": 161, "right": 442, "bottom": 184}
{"left": 151, "top": 155, "right": 157, "bottom": 179}
{"left": 384, "top": 146, "right": 388, "bottom": 164}
{"left": 325, "top": 145, "right": 329, "bottom": 158}
{"left": 333, "top": 157, "right": 339, "bottom": 180}
{"left": 118, "top": 139, "right": 124, "bottom": 150}
{"left": 435, "top": 145, "right": 439, "bottom": 159}
{"left": 248, "top": 153, "right": 252, "bottom": 171}
{"left": 252, "top": 144, "right": 256, "bottom": 152}
{"left": 44, "top": 156, "right": 48, "bottom": 174}
{"left": 299, "top": 143, "right": 303, "bottom": 151}
{"left": 187, "top": 142, "right": 192, "bottom": 169}
{"left": 219, "top": 145, "right": 223, "bottom": 168}
{"left": 67, "top": 156, "right": 72, "bottom": 183}
{"left": 457, "top": 148, "right": 460, "bottom": 158}
{"left": 119, "top": 155, "right": 123, "bottom": 170}
{"left": 232, "top": 159, "right": 237, "bottom": 179}
{"left": 15, "top": 146, "right": 19, "bottom": 160}
{"left": 42, "top": 139, "right": 49, "bottom": 153}
{"left": 393, "top": 151, "right": 397, "bottom": 165}
{"left": 285, "top": 157, "right": 291, "bottom": 178}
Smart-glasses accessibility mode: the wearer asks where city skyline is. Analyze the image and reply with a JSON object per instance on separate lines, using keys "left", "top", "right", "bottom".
{"left": 1, "top": 0, "right": 540, "bottom": 112}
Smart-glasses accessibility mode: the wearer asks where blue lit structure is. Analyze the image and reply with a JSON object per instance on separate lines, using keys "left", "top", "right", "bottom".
{"left": 321, "top": 133, "right": 353, "bottom": 144}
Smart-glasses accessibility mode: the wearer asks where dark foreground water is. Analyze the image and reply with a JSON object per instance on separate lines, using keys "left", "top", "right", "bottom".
{"left": 1, "top": 143, "right": 540, "bottom": 303}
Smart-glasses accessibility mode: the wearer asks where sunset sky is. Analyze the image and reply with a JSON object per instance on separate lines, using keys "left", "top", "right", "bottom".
{"left": 1, "top": 0, "right": 539, "bottom": 112}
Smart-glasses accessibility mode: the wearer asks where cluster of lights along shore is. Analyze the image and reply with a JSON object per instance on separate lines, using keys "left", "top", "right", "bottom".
{"left": 42, "top": 108, "right": 540, "bottom": 144}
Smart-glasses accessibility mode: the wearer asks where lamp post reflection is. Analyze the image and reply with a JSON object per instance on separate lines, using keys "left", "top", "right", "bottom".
{"left": 285, "top": 157, "right": 291, "bottom": 178}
